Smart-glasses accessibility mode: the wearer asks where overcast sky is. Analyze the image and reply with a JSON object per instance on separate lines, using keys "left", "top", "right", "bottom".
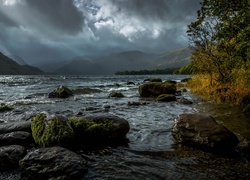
{"left": 0, "top": 0, "right": 201, "bottom": 63}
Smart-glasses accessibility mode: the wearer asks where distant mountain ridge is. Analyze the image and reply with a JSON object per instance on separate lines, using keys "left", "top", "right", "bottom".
{"left": 0, "top": 52, "right": 45, "bottom": 75}
{"left": 53, "top": 47, "right": 192, "bottom": 75}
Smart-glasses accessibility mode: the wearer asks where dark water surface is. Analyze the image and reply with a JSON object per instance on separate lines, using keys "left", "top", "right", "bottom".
{"left": 0, "top": 75, "right": 249, "bottom": 179}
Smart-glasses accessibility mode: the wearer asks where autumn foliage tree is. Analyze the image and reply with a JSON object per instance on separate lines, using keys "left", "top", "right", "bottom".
{"left": 187, "top": 0, "right": 250, "bottom": 84}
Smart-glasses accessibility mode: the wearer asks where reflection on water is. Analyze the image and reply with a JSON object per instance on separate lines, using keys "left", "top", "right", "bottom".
{"left": 0, "top": 75, "right": 249, "bottom": 179}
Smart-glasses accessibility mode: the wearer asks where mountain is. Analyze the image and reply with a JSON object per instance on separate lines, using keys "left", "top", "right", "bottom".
{"left": 8, "top": 55, "right": 28, "bottom": 65}
{"left": 154, "top": 47, "right": 192, "bottom": 69}
{"left": 0, "top": 52, "right": 45, "bottom": 75}
{"left": 52, "top": 47, "right": 191, "bottom": 75}
{"left": 54, "top": 50, "right": 158, "bottom": 75}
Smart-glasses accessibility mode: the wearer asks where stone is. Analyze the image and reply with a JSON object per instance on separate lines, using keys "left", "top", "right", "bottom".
{"left": 0, "top": 121, "right": 31, "bottom": 134}
{"left": 48, "top": 86, "right": 73, "bottom": 98}
{"left": 0, "top": 131, "right": 32, "bottom": 146}
{"left": 171, "top": 113, "right": 239, "bottom": 151}
{"left": 0, "top": 145, "right": 26, "bottom": 170}
{"left": 69, "top": 114, "right": 130, "bottom": 145}
{"left": 177, "top": 98, "right": 193, "bottom": 105}
{"left": 139, "top": 82, "right": 176, "bottom": 98}
{"left": 31, "top": 112, "right": 74, "bottom": 147}
{"left": 108, "top": 91, "right": 125, "bottom": 98}
{"left": 0, "top": 105, "right": 13, "bottom": 113}
{"left": 20, "top": 146, "right": 88, "bottom": 180}
{"left": 156, "top": 94, "right": 177, "bottom": 102}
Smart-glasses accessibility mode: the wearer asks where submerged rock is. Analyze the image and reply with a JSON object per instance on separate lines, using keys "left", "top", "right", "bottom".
{"left": 69, "top": 114, "right": 130, "bottom": 145}
{"left": 0, "top": 105, "right": 13, "bottom": 113}
{"left": 156, "top": 94, "right": 177, "bottom": 102}
{"left": 171, "top": 113, "right": 239, "bottom": 151}
{"left": 48, "top": 86, "right": 73, "bottom": 98}
{"left": 20, "top": 146, "right": 88, "bottom": 180}
{"left": 0, "top": 131, "right": 32, "bottom": 146}
{"left": 31, "top": 113, "right": 74, "bottom": 147}
{"left": 177, "top": 98, "right": 193, "bottom": 105}
{"left": 108, "top": 91, "right": 125, "bottom": 98}
{"left": 0, "top": 145, "right": 26, "bottom": 170}
{"left": 139, "top": 82, "right": 176, "bottom": 98}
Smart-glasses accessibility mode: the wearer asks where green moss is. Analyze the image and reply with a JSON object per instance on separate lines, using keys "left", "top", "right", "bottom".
{"left": 31, "top": 113, "right": 74, "bottom": 147}
{"left": 58, "top": 86, "right": 73, "bottom": 98}
{"left": 69, "top": 117, "right": 114, "bottom": 140}
{"left": 156, "top": 94, "right": 177, "bottom": 102}
{"left": 0, "top": 105, "right": 14, "bottom": 112}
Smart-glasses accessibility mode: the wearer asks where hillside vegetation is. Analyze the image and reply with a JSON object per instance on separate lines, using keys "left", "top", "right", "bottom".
{"left": 186, "top": 0, "right": 250, "bottom": 106}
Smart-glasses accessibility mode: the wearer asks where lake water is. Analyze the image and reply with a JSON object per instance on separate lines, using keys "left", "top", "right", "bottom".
{"left": 0, "top": 75, "right": 249, "bottom": 179}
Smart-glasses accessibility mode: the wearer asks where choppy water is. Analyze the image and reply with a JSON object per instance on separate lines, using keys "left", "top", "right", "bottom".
{"left": 0, "top": 75, "right": 249, "bottom": 180}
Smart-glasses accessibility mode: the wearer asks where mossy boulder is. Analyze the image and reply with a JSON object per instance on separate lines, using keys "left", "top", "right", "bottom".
{"left": 156, "top": 94, "right": 177, "bottom": 102}
{"left": 108, "top": 91, "right": 125, "bottom": 98}
{"left": 48, "top": 86, "right": 73, "bottom": 98}
{"left": 139, "top": 82, "right": 176, "bottom": 98}
{"left": 69, "top": 114, "right": 130, "bottom": 145}
{"left": 0, "top": 105, "right": 13, "bottom": 112}
{"left": 31, "top": 113, "right": 74, "bottom": 147}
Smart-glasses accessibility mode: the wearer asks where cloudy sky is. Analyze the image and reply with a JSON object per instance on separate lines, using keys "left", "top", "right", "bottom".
{"left": 0, "top": 0, "right": 201, "bottom": 63}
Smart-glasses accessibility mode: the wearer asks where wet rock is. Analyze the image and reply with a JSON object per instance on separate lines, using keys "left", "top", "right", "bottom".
{"left": 177, "top": 98, "right": 193, "bottom": 105}
{"left": 171, "top": 113, "right": 239, "bottom": 151}
{"left": 31, "top": 112, "right": 74, "bottom": 147}
{"left": 108, "top": 91, "right": 125, "bottom": 98}
{"left": 0, "top": 145, "right": 26, "bottom": 170}
{"left": 103, "top": 105, "right": 111, "bottom": 110}
{"left": 20, "top": 146, "right": 88, "bottom": 180}
{"left": 164, "top": 80, "right": 177, "bottom": 84}
{"left": 127, "top": 81, "right": 135, "bottom": 85}
{"left": 127, "top": 101, "right": 147, "bottom": 106}
{"left": 0, "top": 105, "right": 13, "bottom": 113}
{"left": 48, "top": 86, "right": 73, "bottom": 98}
{"left": 0, "top": 131, "right": 32, "bottom": 146}
{"left": 156, "top": 94, "right": 177, "bottom": 102}
{"left": 139, "top": 82, "right": 176, "bottom": 98}
{"left": 0, "top": 121, "right": 31, "bottom": 134}
{"left": 69, "top": 114, "right": 130, "bottom": 145}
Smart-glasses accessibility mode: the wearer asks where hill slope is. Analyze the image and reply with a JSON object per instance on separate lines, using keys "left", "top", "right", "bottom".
{"left": 0, "top": 52, "right": 45, "bottom": 75}
{"left": 48, "top": 47, "right": 192, "bottom": 75}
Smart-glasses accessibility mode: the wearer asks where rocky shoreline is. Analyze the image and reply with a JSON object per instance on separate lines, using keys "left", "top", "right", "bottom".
{"left": 0, "top": 78, "right": 249, "bottom": 179}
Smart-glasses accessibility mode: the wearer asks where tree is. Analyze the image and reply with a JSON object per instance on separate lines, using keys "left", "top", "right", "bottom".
{"left": 188, "top": 0, "right": 250, "bottom": 83}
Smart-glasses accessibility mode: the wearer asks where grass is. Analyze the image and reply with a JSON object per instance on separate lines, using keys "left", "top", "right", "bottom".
{"left": 186, "top": 74, "right": 250, "bottom": 106}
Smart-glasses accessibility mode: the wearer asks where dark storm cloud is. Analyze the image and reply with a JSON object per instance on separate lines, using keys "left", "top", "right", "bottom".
{"left": 25, "top": 0, "right": 84, "bottom": 34}
{"left": 0, "top": 0, "right": 201, "bottom": 63}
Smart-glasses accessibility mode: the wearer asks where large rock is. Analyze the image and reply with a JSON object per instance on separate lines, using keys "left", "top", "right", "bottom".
{"left": 0, "top": 131, "right": 32, "bottom": 146}
{"left": 156, "top": 94, "right": 177, "bottom": 102}
{"left": 20, "top": 146, "right": 88, "bottom": 180}
{"left": 0, "top": 121, "right": 31, "bottom": 134}
{"left": 31, "top": 112, "right": 74, "bottom": 147}
{"left": 69, "top": 114, "right": 130, "bottom": 145}
{"left": 139, "top": 82, "right": 176, "bottom": 98}
{"left": 48, "top": 86, "right": 73, "bottom": 98}
{"left": 171, "top": 113, "right": 239, "bottom": 151}
{"left": 0, "top": 145, "right": 26, "bottom": 169}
